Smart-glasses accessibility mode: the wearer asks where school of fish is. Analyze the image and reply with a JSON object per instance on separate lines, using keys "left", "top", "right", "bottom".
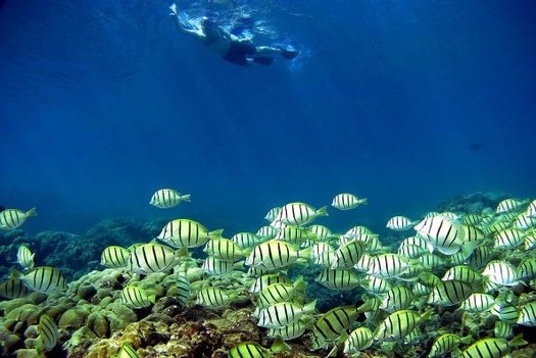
{"left": 1, "top": 192, "right": 536, "bottom": 357}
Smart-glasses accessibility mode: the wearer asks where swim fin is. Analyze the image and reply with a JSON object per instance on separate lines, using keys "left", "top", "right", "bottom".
{"left": 281, "top": 49, "right": 299, "bottom": 60}
{"left": 252, "top": 56, "right": 274, "bottom": 65}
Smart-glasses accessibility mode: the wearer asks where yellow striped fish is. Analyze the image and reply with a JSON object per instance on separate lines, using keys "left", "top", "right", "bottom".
{"left": 16, "top": 245, "right": 35, "bottom": 270}
{"left": 127, "top": 243, "right": 179, "bottom": 274}
{"left": 343, "top": 327, "right": 373, "bottom": 355}
{"left": 386, "top": 216, "right": 416, "bottom": 231}
{"left": 245, "top": 240, "right": 309, "bottom": 270}
{"left": 316, "top": 268, "right": 360, "bottom": 291}
{"left": 157, "top": 218, "right": 223, "bottom": 248}
{"left": 249, "top": 274, "right": 291, "bottom": 294}
{"left": 100, "top": 246, "right": 130, "bottom": 268}
{"left": 23, "top": 267, "right": 67, "bottom": 294}
{"left": 0, "top": 207, "right": 37, "bottom": 230}
{"left": 37, "top": 314, "right": 58, "bottom": 352}
{"left": 174, "top": 274, "right": 191, "bottom": 307}
{"left": 257, "top": 301, "right": 316, "bottom": 329}
{"left": 310, "top": 306, "right": 358, "bottom": 350}
{"left": 120, "top": 286, "right": 156, "bottom": 309}
{"left": 149, "top": 188, "right": 191, "bottom": 209}
{"left": 258, "top": 277, "right": 306, "bottom": 308}
{"left": 517, "top": 301, "right": 536, "bottom": 326}
{"left": 203, "top": 238, "right": 245, "bottom": 261}
{"left": 276, "top": 202, "right": 328, "bottom": 226}
{"left": 201, "top": 256, "right": 242, "bottom": 276}
{"left": 463, "top": 336, "right": 527, "bottom": 358}
{"left": 196, "top": 287, "right": 237, "bottom": 309}
{"left": 428, "top": 333, "right": 472, "bottom": 357}
{"left": 228, "top": 343, "right": 271, "bottom": 358}
{"left": 267, "top": 321, "right": 307, "bottom": 341}
{"left": 428, "top": 280, "right": 474, "bottom": 306}
{"left": 0, "top": 278, "right": 31, "bottom": 299}
{"left": 374, "top": 310, "right": 425, "bottom": 342}
{"left": 331, "top": 193, "right": 367, "bottom": 210}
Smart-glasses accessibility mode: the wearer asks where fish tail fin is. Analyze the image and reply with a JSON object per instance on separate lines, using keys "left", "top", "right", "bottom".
{"left": 270, "top": 335, "right": 291, "bottom": 353}
{"left": 315, "top": 206, "right": 329, "bottom": 217}
{"left": 26, "top": 207, "right": 37, "bottom": 217}
{"left": 181, "top": 194, "right": 191, "bottom": 202}
{"left": 303, "top": 299, "right": 317, "bottom": 314}
{"left": 209, "top": 229, "right": 224, "bottom": 239}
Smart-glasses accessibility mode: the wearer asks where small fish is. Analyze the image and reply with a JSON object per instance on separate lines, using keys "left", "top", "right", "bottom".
{"left": 23, "top": 266, "right": 68, "bottom": 294}
{"left": 228, "top": 342, "right": 271, "bottom": 358}
{"left": 517, "top": 259, "right": 536, "bottom": 281}
{"left": 526, "top": 199, "right": 536, "bottom": 217}
{"left": 462, "top": 336, "right": 527, "bottom": 358}
{"left": 196, "top": 287, "right": 237, "bottom": 309}
{"left": 250, "top": 274, "right": 291, "bottom": 294}
{"left": 267, "top": 320, "right": 307, "bottom": 341}
{"left": 255, "top": 225, "right": 278, "bottom": 240}
{"left": 331, "top": 193, "right": 367, "bottom": 210}
{"left": 201, "top": 256, "right": 242, "bottom": 276}
{"left": 276, "top": 202, "right": 328, "bottom": 226}
{"left": 490, "top": 302, "right": 519, "bottom": 323}
{"left": 517, "top": 301, "right": 536, "bottom": 326}
{"left": 308, "top": 224, "right": 333, "bottom": 240}
{"left": 513, "top": 213, "right": 536, "bottom": 230}
{"left": 428, "top": 280, "right": 474, "bottom": 306}
{"left": 203, "top": 238, "right": 245, "bottom": 261}
{"left": 273, "top": 225, "right": 310, "bottom": 246}
{"left": 374, "top": 309, "right": 428, "bottom": 342}
{"left": 231, "top": 232, "right": 260, "bottom": 249}
{"left": 386, "top": 216, "right": 416, "bottom": 231}
{"left": 0, "top": 207, "right": 37, "bottom": 230}
{"left": 316, "top": 268, "right": 361, "bottom": 291}
{"left": 442, "top": 265, "right": 482, "bottom": 284}
{"left": 428, "top": 333, "right": 472, "bottom": 358}
{"left": 16, "top": 245, "right": 35, "bottom": 270}
{"left": 120, "top": 286, "right": 156, "bottom": 309}
{"left": 258, "top": 277, "right": 306, "bottom": 308}
{"left": 359, "top": 274, "right": 392, "bottom": 295}
{"left": 482, "top": 260, "right": 520, "bottom": 286}
{"left": 0, "top": 278, "right": 31, "bottom": 299}
{"left": 380, "top": 286, "right": 413, "bottom": 313}
{"left": 331, "top": 240, "right": 365, "bottom": 269}
{"left": 367, "top": 253, "right": 415, "bottom": 279}
{"left": 494, "top": 321, "right": 514, "bottom": 339}
{"left": 459, "top": 293, "right": 495, "bottom": 313}
{"left": 496, "top": 198, "right": 526, "bottom": 213}
{"left": 174, "top": 274, "right": 191, "bottom": 307}
{"left": 494, "top": 228, "right": 525, "bottom": 249}
{"left": 127, "top": 243, "right": 179, "bottom": 274}
{"left": 100, "top": 246, "right": 130, "bottom": 268}
{"left": 257, "top": 301, "right": 316, "bottom": 329}
{"left": 245, "top": 240, "right": 309, "bottom": 270}
{"left": 37, "top": 314, "right": 58, "bottom": 352}
{"left": 149, "top": 188, "right": 191, "bottom": 208}
{"left": 311, "top": 306, "right": 358, "bottom": 350}
{"left": 264, "top": 207, "right": 281, "bottom": 222}
{"left": 157, "top": 218, "right": 223, "bottom": 248}
{"left": 343, "top": 327, "right": 373, "bottom": 355}
{"left": 117, "top": 343, "right": 140, "bottom": 358}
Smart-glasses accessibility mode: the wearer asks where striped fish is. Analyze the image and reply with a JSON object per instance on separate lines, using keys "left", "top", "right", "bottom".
{"left": 245, "top": 240, "right": 309, "bottom": 270}
{"left": 0, "top": 207, "right": 37, "bottom": 230}
{"left": 398, "top": 244, "right": 428, "bottom": 258}
{"left": 343, "top": 327, "right": 373, "bottom": 355}
{"left": 415, "top": 215, "right": 476, "bottom": 256}
{"left": 494, "top": 321, "right": 514, "bottom": 339}
{"left": 517, "top": 259, "right": 536, "bottom": 281}
{"left": 273, "top": 225, "right": 310, "bottom": 245}
{"left": 0, "top": 278, "right": 31, "bottom": 299}
{"left": 367, "top": 253, "right": 414, "bottom": 279}
{"left": 490, "top": 302, "right": 519, "bottom": 323}
{"left": 308, "top": 224, "right": 333, "bottom": 240}
{"left": 496, "top": 198, "right": 526, "bottom": 213}
{"left": 459, "top": 293, "right": 495, "bottom": 313}
{"left": 264, "top": 207, "right": 281, "bottom": 222}
{"left": 276, "top": 202, "right": 328, "bottom": 226}
{"left": 353, "top": 253, "right": 373, "bottom": 272}
{"left": 442, "top": 265, "right": 482, "bottom": 284}
{"left": 38, "top": 314, "right": 58, "bottom": 352}
{"left": 127, "top": 243, "right": 179, "bottom": 274}
{"left": 203, "top": 238, "right": 244, "bottom": 261}
{"left": 310, "top": 306, "right": 358, "bottom": 350}
{"left": 174, "top": 274, "right": 191, "bottom": 307}
{"left": 465, "top": 246, "right": 492, "bottom": 269}
{"left": 428, "top": 280, "right": 474, "bottom": 306}
{"left": 517, "top": 301, "right": 536, "bottom": 326}
{"left": 462, "top": 336, "right": 526, "bottom": 358}
{"left": 231, "top": 232, "right": 260, "bottom": 249}
{"left": 526, "top": 199, "right": 536, "bottom": 217}
{"left": 331, "top": 193, "right": 367, "bottom": 210}
{"left": 201, "top": 256, "right": 242, "bottom": 276}
{"left": 120, "top": 286, "right": 155, "bottom": 309}
{"left": 257, "top": 300, "right": 316, "bottom": 329}
{"left": 228, "top": 343, "right": 271, "bottom": 358}
{"left": 513, "top": 213, "right": 536, "bottom": 230}
{"left": 482, "top": 261, "right": 520, "bottom": 286}
{"left": 331, "top": 240, "right": 365, "bottom": 269}
{"left": 255, "top": 225, "right": 278, "bottom": 240}
{"left": 250, "top": 274, "right": 291, "bottom": 294}
{"left": 386, "top": 216, "right": 415, "bottom": 231}
{"left": 196, "top": 287, "right": 237, "bottom": 309}
{"left": 316, "top": 268, "right": 360, "bottom": 291}
{"left": 359, "top": 274, "right": 391, "bottom": 295}
{"left": 373, "top": 310, "right": 423, "bottom": 342}
{"left": 267, "top": 320, "right": 307, "bottom": 341}
{"left": 16, "top": 245, "right": 35, "bottom": 270}
{"left": 258, "top": 277, "right": 306, "bottom": 308}
{"left": 149, "top": 188, "right": 191, "bottom": 209}
{"left": 100, "top": 246, "right": 130, "bottom": 268}
{"left": 157, "top": 219, "right": 223, "bottom": 248}
{"left": 117, "top": 343, "right": 140, "bottom": 358}
{"left": 23, "top": 267, "right": 68, "bottom": 294}
{"left": 494, "top": 228, "right": 525, "bottom": 249}
{"left": 380, "top": 286, "right": 413, "bottom": 313}
{"left": 524, "top": 232, "right": 536, "bottom": 250}
{"left": 428, "top": 333, "right": 470, "bottom": 358}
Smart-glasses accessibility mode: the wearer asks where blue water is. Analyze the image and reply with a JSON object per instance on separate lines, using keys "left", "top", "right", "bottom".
{"left": 1, "top": 1, "right": 535, "bottom": 236}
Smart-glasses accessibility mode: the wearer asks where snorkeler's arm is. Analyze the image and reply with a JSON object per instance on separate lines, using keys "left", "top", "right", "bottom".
{"left": 169, "top": 3, "right": 205, "bottom": 38}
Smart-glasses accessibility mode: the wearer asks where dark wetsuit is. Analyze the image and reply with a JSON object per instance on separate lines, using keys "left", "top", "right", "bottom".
{"left": 222, "top": 41, "right": 257, "bottom": 66}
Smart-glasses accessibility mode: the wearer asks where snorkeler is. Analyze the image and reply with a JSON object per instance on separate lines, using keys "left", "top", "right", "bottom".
{"left": 169, "top": 3, "right": 298, "bottom": 66}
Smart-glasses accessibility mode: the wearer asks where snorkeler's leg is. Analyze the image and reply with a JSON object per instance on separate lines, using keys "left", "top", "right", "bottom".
{"left": 255, "top": 46, "right": 298, "bottom": 60}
